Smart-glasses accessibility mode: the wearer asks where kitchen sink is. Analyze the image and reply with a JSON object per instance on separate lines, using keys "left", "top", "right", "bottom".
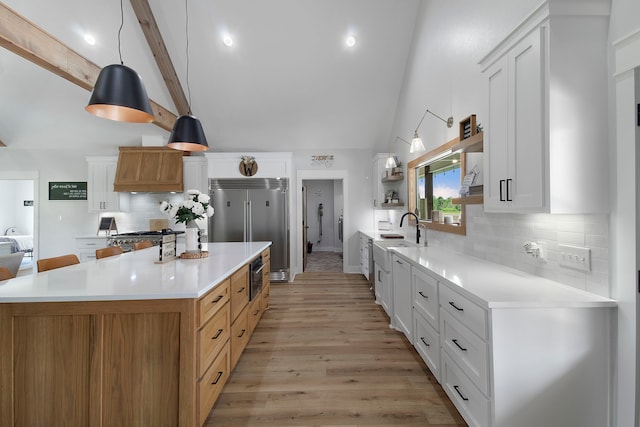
{"left": 373, "top": 239, "right": 417, "bottom": 272}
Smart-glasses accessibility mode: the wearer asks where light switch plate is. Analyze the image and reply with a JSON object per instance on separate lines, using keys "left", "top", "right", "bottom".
{"left": 558, "top": 244, "right": 591, "bottom": 272}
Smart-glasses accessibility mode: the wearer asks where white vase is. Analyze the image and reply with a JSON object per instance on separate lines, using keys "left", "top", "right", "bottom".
{"left": 185, "top": 220, "right": 200, "bottom": 254}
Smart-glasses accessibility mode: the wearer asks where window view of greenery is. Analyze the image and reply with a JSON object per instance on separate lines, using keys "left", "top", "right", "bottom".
{"left": 416, "top": 162, "right": 462, "bottom": 224}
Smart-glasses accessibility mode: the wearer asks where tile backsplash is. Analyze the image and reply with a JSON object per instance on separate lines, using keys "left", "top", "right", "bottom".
{"left": 377, "top": 205, "right": 610, "bottom": 297}
{"left": 107, "top": 192, "right": 187, "bottom": 233}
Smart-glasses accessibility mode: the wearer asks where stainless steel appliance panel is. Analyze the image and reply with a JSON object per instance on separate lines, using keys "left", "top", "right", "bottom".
{"left": 209, "top": 178, "right": 290, "bottom": 281}
{"left": 209, "top": 188, "right": 247, "bottom": 242}
{"left": 248, "top": 188, "right": 288, "bottom": 276}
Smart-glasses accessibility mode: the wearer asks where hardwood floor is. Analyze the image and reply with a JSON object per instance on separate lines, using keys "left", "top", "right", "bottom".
{"left": 206, "top": 272, "right": 466, "bottom": 426}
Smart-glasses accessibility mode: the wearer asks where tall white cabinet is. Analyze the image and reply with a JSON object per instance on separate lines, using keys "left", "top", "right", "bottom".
{"left": 479, "top": 1, "right": 609, "bottom": 213}
{"left": 86, "top": 157, "right": 128, "bottom": 212}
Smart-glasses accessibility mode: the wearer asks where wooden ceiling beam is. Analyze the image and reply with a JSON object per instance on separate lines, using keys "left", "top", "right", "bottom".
{"left": 0, "top": 3, "right": 176, "bottom": 131}
{"left": 130, "top": 0, "right": 189, "bottom": 116}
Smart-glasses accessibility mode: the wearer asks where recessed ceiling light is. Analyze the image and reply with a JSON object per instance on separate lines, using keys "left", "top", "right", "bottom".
{"left": 345, "top": 35, "right": 356, "bottom": 47}
{"left": 223, "top": 35, "right": 234, "bottom": 47}
{"left": 84, "top": 33, "right": 96, "bottom": 45}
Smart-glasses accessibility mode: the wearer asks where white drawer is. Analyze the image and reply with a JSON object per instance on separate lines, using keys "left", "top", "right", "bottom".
{"left": 440, "top": 309, "right": 490, "bottom": 395}
{"left": 413, "top": 268, "right": 438, "bottom": 330}
{"left": 440, "top": 284, "right": 488, "bottom": 339}
{"left": 75, "top": 237, "right": 108, "bottom": 250}
{"left": 441, "top": 351, "right": 490, "bottom": 427}
{"left": 413, "top": 310, "right": 440, "bottom": 383}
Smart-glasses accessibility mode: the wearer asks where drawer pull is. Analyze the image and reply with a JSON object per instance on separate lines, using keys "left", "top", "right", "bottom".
{"left": 396, "top": 260, "right": 403, "bottom": 265}
{"left": 453, "top": 385, "right": 469, "bottom": 401}
{"left": 420, "top": 337, "right": 430, "bottom": 347}
{"left": 237, "top": 287, "right": 245, "bottom": 293}
{"left": 253, "top": 309, "right": 260, "bottom": 316}
{"left": 452, "top": 338, "right": 467, "bottom": 351}
{"left": 211, "top": 371, "right": 224, "bottom": 385}
{"left": 238, "top": 329, "right": 246, "bottom": 338}
{"left": 418, "top": 291, "right": 428, "bottom": 299}
{"left": 211, "top": 329, "right": 223, "bottom": 340}
{"left": 448, "top": 301, "right": 464, "bottom": 311}
{"left": 212, "top": 295, "right": 223, "bottom": 303}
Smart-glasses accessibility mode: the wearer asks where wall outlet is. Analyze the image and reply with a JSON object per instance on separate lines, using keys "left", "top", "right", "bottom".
{"left": 558, "top": 244, "right": 591, "bottom": 272}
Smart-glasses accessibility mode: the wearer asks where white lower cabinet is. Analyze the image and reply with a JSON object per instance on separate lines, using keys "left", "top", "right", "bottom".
{"left": 391, "top": 253, "right": 412, "bottom": 342}
{"left": 441, "top": 351, "right": 490, "bottom": 427}
{"left": 373, "top": 264, "right": 387, "bottom": 312}
{"left": 388, "top": 251, "right": 613, "bottom": 427}
{"left": 75, "top": 236, "right": 108, "bottom": 262}
{"left": 413, "top": 311, "right": 440, "bottom": 381}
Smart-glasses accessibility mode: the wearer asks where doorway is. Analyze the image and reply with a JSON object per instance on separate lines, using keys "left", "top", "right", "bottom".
{"left": 296, "top": 170, "right": 348, "bottom": 276}
{"left": 0, "top": 171, "right": 39, "bottom": 274}
{"left": 302, "top": 179, "right": 343, "bottom": 273}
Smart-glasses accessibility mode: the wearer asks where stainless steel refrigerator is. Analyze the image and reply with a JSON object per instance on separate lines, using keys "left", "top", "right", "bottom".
{"left": 208, "top": 178, "right": 289, "bottom": 281}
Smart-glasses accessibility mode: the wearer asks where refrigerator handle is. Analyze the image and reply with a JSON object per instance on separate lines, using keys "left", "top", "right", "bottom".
{"left": 243, "top": 200, "right": 248, "bottom": 241}
{"left": 247, "top": 200, "right": 252, "bottom": 241}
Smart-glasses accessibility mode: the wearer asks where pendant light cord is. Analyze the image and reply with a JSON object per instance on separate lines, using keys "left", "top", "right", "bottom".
{"left": 184, "top": 0, "right": 192, "bottom": 114}
{"left": 117, "top": 0, "right": 124, "bottom": 65}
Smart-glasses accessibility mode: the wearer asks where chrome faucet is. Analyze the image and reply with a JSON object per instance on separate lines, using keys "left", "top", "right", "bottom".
{"left": 400, "top": 212, "right": 423, "bottom": 245}
{"left": 4, "top": 226, "right": 16, "bottom": 236}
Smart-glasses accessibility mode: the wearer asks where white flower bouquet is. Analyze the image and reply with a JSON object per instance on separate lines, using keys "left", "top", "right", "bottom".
{"left": 160, "top": 189, "right": 214, "bottom": 225}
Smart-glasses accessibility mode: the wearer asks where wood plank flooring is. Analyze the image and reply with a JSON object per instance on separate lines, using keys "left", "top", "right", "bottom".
{"left": 206, "top": 272, "right": 467, "bottom": 426}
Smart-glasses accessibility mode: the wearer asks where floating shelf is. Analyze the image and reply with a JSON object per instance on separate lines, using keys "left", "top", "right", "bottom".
{"left": 452, "top": 131, "right": 483, "bottom": 153}
{"left": 381, "top": 202, "right": 405, "bottom": 208}
{"left": 382, "top": 175, "right": 404, "bottom": 183}
{"left": 451, "top": 195, "right": 484, "bottom": 205}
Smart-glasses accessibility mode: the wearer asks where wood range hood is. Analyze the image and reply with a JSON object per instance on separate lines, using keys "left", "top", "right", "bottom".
{"left": 113, "top": 146, "right": 184, "bottom": 192}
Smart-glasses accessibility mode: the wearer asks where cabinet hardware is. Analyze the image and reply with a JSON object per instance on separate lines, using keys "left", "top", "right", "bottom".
{"left": 420, "top": 337, "right": 430, "bottom": 347}
{"left": 253, "top": 310, "right": 259, "bottom": 316}
{"left": 211, "top": 371, "right": 223, "bottom": 385}
{"left": 396, "top": 260, "right": 403, "bottom": 264}
{"left": 499, "top": 179, "right": 505, "bottom": 201}
{"left": 506, "top": 178, "right": 513, "bottom": 201}
{"left": 211, "top": 329, "right": 223, "bottom": 340}
{"left": 238, "top": 329, "right": 246, "bottom": 338}
{"left": 453, "top": 385, "right": 469, "bottom": 401}
{"left": 378, "top": 270, "right": 381, "bottom": 282}
{"left": 212, "top": 295, "right": 223, "bottom": 303}
{"left": 418, "top": 291, "right": 428, "bottom": 299}
{"left": 448, "top": 301, "right": 464, "bottom": 311}
{"left": 238, "top": 287, "right": 245, "bottom": 293}
{"left": 452, "top": 338, "right": 468, "bottom": 351}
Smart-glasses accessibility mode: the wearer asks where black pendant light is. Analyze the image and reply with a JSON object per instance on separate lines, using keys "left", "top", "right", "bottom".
{"left": 86, "top": 0, "right": 154, "bottom": 123}
{"left": 167, "top": 0, "right": 209, "bottom": 151}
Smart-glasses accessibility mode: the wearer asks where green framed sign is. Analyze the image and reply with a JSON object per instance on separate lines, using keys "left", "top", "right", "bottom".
{"left": 48, "top": 182, "right": 88, "bottom": 200}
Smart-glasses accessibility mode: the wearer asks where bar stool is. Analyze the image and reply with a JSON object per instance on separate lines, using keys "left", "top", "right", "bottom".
{"left": 133, "top": 240, "right": 153, "bottom": 251}
{"left": 37, "top": 254, "right": 80, "bottom": 272}
{"left": 0, "top": 266, "right": 14, "bottom": 280}
{"left": 96, "top": 246, "right": 124, "bottom": 259}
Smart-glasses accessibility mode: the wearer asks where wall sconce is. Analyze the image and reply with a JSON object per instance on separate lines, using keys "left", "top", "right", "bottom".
{"left": 386, "top": 136, "right": 414, "bottom": 168}
{"left": 412, "top": 109, "right": 454, "bottom": 153}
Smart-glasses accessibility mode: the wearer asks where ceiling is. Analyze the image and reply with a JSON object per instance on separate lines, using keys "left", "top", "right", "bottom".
{"left": 0, "top": 0, "right": 420, "bottom": 152}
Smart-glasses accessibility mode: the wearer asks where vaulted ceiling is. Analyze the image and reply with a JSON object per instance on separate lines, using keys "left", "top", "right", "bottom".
{"left": 0, "top": 0, "right": 420, "bottom": 152}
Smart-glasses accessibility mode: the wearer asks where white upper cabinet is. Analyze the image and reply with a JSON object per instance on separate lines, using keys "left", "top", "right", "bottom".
{"left": 86, "top": 157, "right": 128, "bottom": 213}
{"left": 479, "top": 1, "right": 609, "bottom": 213}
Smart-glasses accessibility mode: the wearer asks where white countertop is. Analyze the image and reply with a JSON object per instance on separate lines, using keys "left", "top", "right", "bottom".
{"left": 0, "top": 242, "right": 270, "bottom": 303}
{"left": 390, "top": 246, "right": 616, "bottom": 309}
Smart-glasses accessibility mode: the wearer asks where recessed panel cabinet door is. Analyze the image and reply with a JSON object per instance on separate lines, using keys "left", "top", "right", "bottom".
{"left": 484, "top": 27, "right": 545, "bottom": 212}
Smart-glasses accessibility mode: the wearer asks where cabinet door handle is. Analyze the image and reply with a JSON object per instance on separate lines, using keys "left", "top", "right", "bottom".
{"left": 211, "top": 329, "right": 223, "bottom": 340}
{"left": 418, "top": 291, "right": 428, "bottom": 299}
{"left": 453, "top": 385, "right": 469, "bottom": 401}
{"left": 506, "top": 178, "right": 513, "bottom": 201}
{"left": 396, "top": 260, "right": 403, "bottom": 265}
{"left": 452, "top": 338, "right": 468, "bottom": 351}
{"left": 211, "top": 371, "right": 224, "bottom": 385}
{"left": 212, "top": 295, "right": 223, "bottom": 303}
{"left": 238, "top": 329, "right": 246, "bottom": 338}
{"left": 499, "top": 179, "right": 506, "bottom": 201}
{"left": 378, "top": 270, "right": 381, "bottom": 282}
{"left": 237, "top": 287, "right": 245, "bottom": 293}
{"left": 448, "top": 301, "right": 464, "bottom": 311}
{"left": 420, "top": 337, "right": 430, "bottom": 347}
{"left": 253, "top": 309, "right": 260, "bottom": 316}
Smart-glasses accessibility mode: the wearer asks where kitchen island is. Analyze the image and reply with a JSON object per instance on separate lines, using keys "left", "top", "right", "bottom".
{"left": 0, "top": 241, "right": 271, "bottom": 427}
